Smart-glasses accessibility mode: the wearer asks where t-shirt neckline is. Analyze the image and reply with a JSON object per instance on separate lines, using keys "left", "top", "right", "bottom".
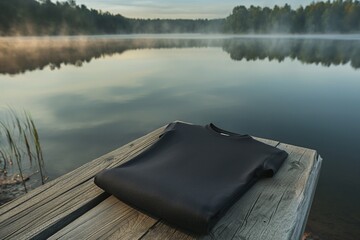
{"left": 205, "top": 123, "right": 251, "bottom": 139}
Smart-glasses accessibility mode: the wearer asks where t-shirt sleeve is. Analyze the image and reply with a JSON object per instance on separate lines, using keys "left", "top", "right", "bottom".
{"left": 259, "top": 150, "right": 288, "bottom": 178}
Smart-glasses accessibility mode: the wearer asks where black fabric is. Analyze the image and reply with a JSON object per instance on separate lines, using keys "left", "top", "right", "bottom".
{"left": 94, "top": 122, "right": 288, "bottom": 234}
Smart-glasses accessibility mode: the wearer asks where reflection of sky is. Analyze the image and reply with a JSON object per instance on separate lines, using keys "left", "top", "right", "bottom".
{"left": 1, "top": 41, "right": 360, "bottom": 239}
{"left": 75, "top": 0, "right": 315, "bottom": 19}
{"left": 1, "top": 47, "right": 360, "bottom": 176}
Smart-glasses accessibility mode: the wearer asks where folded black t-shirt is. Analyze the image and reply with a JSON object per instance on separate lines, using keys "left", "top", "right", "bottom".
{"left": 94, "top": 122, "right": 288, "bottom": 234}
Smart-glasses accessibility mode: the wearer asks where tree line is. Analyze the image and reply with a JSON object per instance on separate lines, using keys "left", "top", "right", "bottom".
{"left": 224, "top": 0, "right": 360, "bottom": 33}
{"left": 0, "top": 0, "right": 222, "bottom": 35}
{"left": 0, "top": 0, "right": 130, "bottom": 35}
{"left": 0, "top": 0, "right": 360, "bottom": 35}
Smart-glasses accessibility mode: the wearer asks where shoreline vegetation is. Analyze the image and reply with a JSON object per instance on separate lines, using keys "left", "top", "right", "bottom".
{"left": 0, "top": 109, "right": 47, "bottom": 204}
{"left": 0, "top": 0, "right": 360, "bottom": 36}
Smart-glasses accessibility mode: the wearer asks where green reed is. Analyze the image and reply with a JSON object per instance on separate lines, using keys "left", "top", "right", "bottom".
{"left": 0, "top": 109, "right": 46, "bottom": 192}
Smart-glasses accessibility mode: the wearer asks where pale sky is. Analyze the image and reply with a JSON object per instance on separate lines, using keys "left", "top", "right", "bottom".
{"left": 75, "top": 0, "right": 317, "bottom": 19}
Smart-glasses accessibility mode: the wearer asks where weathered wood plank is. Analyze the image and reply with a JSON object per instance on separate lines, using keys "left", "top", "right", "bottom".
{"left": 201, "top": 144, "right": 321, "bottom": 240}
{"left": 0, "top": 179, "right": 101, "bottom": 239}
{"left": 0, "top": 125, "right": 166, "bottom": 239}
{"left": 141, "top": 222, "right": 196, "bottom": 240}
{"left": 49, "top": 196, "right": 158, "bottom": 240}
{"left": 0, "top": 124, "right": 321, "bottom": 240}
{"left": 280, "top": 147, "right": 322, "bottom": 240}
{"left": 253, "top": 137, "right": 279, "bottom": 147}
{"left": 138, "top": 143, "right": 321, "bottom": 240}
{"left": 47, "top": 136, "right": 279, "bottom": 240}
{"left": 0, "top": 125, "right": 163, "bottom": 217}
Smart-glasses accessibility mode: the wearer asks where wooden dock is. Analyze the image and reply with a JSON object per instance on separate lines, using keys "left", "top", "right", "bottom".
{"left": 0, "top": 123, "right": 322, "bottom": 240}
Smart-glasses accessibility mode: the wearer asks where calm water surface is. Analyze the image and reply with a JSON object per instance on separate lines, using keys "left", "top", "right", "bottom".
{"left": 0, "top": 34, "right": 359, "bottom": 239}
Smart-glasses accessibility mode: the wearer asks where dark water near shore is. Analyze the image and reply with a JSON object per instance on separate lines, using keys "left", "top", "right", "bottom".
{"left": 0, "top": 34, "right": 359, "bottom": 239}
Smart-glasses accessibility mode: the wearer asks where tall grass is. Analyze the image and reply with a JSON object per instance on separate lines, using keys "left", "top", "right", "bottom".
{"left": 0, "top": 109, "right": 46, "bottom": 192}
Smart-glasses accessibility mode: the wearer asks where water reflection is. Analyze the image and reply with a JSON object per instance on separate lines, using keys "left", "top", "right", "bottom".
{"left": 1, "top": 35, "right": 360, "bottom": 75}
{"left": 0, "top": 37, "right": 218, "bottom": 75}
{"left": 0, "top": 35, "right": 359, "bottom": 239}
{"left": 222, "top": 38, "right": 360, "bottom": 69}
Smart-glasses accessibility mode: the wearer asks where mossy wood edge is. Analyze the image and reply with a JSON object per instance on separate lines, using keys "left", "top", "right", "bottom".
{"left": 0, "top": 122, "right": 322, "bottom": 240}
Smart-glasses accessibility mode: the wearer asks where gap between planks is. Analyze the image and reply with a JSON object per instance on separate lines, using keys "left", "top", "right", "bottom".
{"left": 0, "top": 123, "right": 320, "bottom": 240}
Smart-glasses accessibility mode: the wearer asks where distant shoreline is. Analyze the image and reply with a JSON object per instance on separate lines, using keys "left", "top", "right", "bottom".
{"left": 2, "top": 33, "right": 360, "bottom": 40}
{"left": 1, "top": 1, "right": 360, "bottom": 36}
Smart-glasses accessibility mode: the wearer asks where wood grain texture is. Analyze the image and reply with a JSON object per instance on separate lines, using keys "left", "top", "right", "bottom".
{"left": 49, "top": 196, "right": 158, "bottom": 240}
{"left": 47, "top": 135, "right": 279, "bottom": 240}
{"left": 56, "top": 137, "right": 279, "bottom": 240}
{"left": 0, "top": 123, "right": 321, "bottom": 240}
{"left": 0, "top": 125, "right": 166, "bottom": 240}
{"left": 141, "top": 222, "right": 196, "bottom": 240}
{"left": 200, "top": 144, "right": 321, "bottom": 240}
{"left": 252, "top": 137, "right": 279, "bottom": 147}
{"left": 0, "top": 125, "right": 164, "bottom": 217}
{"left": 138, "top": 142, "right": 321, "bottom": 240}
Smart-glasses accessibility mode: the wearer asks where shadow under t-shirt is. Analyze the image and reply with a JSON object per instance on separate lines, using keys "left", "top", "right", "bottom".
{"left": 95, "top": 122, "right": 288, "bottom": 234}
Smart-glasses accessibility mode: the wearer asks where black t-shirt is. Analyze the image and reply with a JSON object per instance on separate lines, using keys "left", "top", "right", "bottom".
{"left": 94, "top": 122, "right": 288, "bottom": 234}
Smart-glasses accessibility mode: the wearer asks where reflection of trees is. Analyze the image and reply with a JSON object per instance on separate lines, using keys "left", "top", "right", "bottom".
{"left": 0, "top": 37, "right": 220, "bottom": 75}
{"left": 1, "top": 37, "right": 360, "bottom": 75}
{"left": 222, "top": 38, "right": 360, "bottom": 69}
{"left": 0, "top": 38, "right": 126, "bottom": 75}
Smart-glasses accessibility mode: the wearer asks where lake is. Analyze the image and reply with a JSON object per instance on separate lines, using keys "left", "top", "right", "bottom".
{"left": 0, "top": 34, "right": 359, "bottom": 239}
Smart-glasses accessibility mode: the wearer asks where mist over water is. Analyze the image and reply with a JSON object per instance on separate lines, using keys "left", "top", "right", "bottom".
{"left": 0, "top": 34, "right": 359, "bottom": 240}
{"left": 2, "top": 34, "right": 360, "bottom": 75}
